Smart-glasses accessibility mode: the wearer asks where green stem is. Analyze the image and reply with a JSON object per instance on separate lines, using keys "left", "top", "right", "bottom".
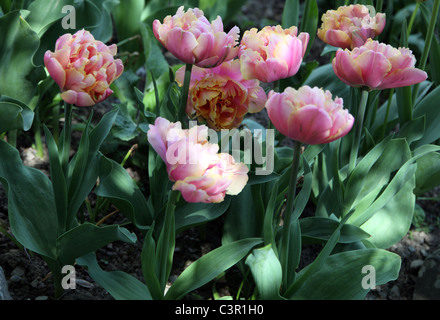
{"left": 413, "top": 0, "right": 440, "bottom": 104}
{"left": 158, "top": 189, "right": 179, "bottom": 291}
{"left": 407, "top": 2, "right": 420, "bottom": 39}
{"left": 349, "top": 89, "right": 369, "bottom": 173}
{"left": 280, "top": 140, "right": 302, "bottom": 286}
{"left": 33, "top": 108, "right": 44, "bottom": 159}
{"left": 251, "top": 184, "right": 265, "bottom": 235}
{"left": 380, "top": 88, "right": 394, "bottom": 140}
{"left": 375, "top": 0, "right": 383, "bottom": 13}
{"left": 61, "top": 103, "right": 73, "bottom": 176}
{"left": 178, "top": 63, "right": 193, "bottom": 128}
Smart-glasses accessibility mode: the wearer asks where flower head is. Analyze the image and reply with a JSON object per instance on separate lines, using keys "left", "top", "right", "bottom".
{"left": 44, "top": 29, "right": 124, "bottom": 107}
{"left": 238, "top": 25, "right": 309, "bottom": 83}
{"left": 175, "top": 60, "right": 267, "bottom": 130}
{"left": 153, "top": 6, "right": 239, "bottom": 68}
{"left": 147, "top": 117, "right": 248, "bottom": 203}
{"left": 265, "top": 86, "right": 354, "bottom": 145}
{"left": 332, "top": 39, "right": 428, "bottom": 91}
{"left": 317, "top": 4, "right": 386, "bottom": 49}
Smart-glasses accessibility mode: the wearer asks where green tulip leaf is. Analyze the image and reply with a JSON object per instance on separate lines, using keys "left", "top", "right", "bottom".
{"left": 300, "top": 217, "right": 371, "bottom": 244}
{"left": 175, "top": 197, "right": 231, "bottom": 233}
{"left": 164, "top": 238, "right": 263, "bottom": 300}
{"left": 414, "top": 151, "right": 440, "bottom": 195}
{"left": 96, "top": 155, "right": 153, "bottom": 229}
{"left": 0, "top": 10, "right": 45, "bottom": 105}
{"left": 57, "top": 222, "right": 137, "bottom": 266}
{"left": 0, "top": 140, "right": 58, "bottom": 259}
{"left": 25, "top": 0, "right": 73, "bottom": 36}
{"left": 77, "top": 253, "right": 152, "bottom": 300}
{"left": 289, "top": 249, "right": 401, "bottom": 300}
{"left": 0, "top": 98, "right": 33, "bottom": 133}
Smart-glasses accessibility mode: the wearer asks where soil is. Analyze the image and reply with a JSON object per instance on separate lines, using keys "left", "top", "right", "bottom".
{"left": 1, "top": 0, "right": 440, "bottom": 301}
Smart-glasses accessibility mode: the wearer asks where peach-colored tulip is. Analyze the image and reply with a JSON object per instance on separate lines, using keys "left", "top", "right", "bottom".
{"left": 147, "top": 117, "right": 248, "bottom": 203}
{"left": 238, "top": 25, "right": 309, "bottom": 83}
{"left": 175, "top": 60, "right": 267, "bottom": 130}
{"left": 172, "top": 153, "right": 249, "bottom": 203}
{"left": 44, "top": 29, "right": 123, "bottom": 107}
{"left": 317, "top": 4, "right": 386, "bottom": 50}
{"left": 265, "top": 86, "right": 354, "bottom": 145}
{"left": 332, "top": 39, "right": 428, "bottom": 90}
{"left": 153, "top": 6, "right": 239, "bottom": 68}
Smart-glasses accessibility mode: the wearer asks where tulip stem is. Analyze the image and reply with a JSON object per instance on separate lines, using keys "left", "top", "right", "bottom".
{"left": 380, "top": 88, "right": 394, "bottom": 140}
{"left": 413, "top": 0, "right": 440, "bottom": 104}
{"left": 280, "top": 140, "right": 302, "bottom": 287}
{"left": 178, "top": 63, "right": 193, "bottom": 128}
{"left": 349, "top": 89, "right": 369, "bottom": 173}
{"left": 61, "top": 103, "right": 73, "bottom": 176}
{"left": 407, "top": 2, "right": 420, "bottom": 39}
{"left": 375, "top": 0, "right": 383, "bottom": 13}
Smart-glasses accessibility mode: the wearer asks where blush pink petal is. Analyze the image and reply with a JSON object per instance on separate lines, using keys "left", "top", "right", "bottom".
{"left": 44, "top": 29, "right": 123, "bottom": 106}
{"left": 266, "top": 91, "right": 294, "bottom": 137}
{"left": 318, "top": 4, "right": 386, "bottom": 49}
{"left": 45, "top": 56, "right": 66, "bottom": 89}
{"left": 324, "top": 29, "right": 352, "bottom": 49}
{"left": 288, "top": 105, "right": 333, "bottom": 145}
{"left": 165, "top": 28, "right": 198, "bottom": 64}
{"left": 379, "top": 68, "right": 428, "bottom": 90}
{"left": 332, "top": 50, "right": 365, "bottom": 86}
{"left": 148, "top": 117, "right": 249, "bottom": 203}
{"left": 332, "top": 39, "right": 427, "bottom": 90}
{"left": 239, "top": 25, "right": 308, "bottom": 82}
{"left": 153, "top": 6, "right": 239, "bottom": 68}
{"left": 61, "top": 90, "right": 95, "bottom": 107}
{"left": 265, "top": 86, "right": 353, "bottom": 145}
{"left": 356, "top": 50, "right": 391, "bottom": 88}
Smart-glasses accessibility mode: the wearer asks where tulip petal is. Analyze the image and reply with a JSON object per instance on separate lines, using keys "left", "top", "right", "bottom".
{"left": 378, "top": 68, "right": 428, "bottom": 90}
{"left": 288, "top": 105, "right": 333, "bottom": 145}
{"left": 164, "top": 28, "right": 198, "bottom": 64}
{"left": 45, "top": 55, "right": 66, "bottom": 89}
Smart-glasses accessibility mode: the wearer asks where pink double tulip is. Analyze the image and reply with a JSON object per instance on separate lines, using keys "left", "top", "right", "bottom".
{"left": 44, "top": 29, "right": 124, "bottom": 107}
{"left": 175, "top": 60, "right": 267, "bottom": 130}
{"left": 317, "top": 4, "right": 386, "bottom": 49}
{"left": 332, "top": 39, "right": 428, "bottom": 91}
{"left": 153, "top": 6, "right": 239, "bottom": 68}
{"left": 265, "top": 86, "right": 354, "bottom": 145}
{"left": 238, "top": 25, "right": 309, "bottom": 83}
{"left": 147, "top": 117, "right": 248, "bottom": 203}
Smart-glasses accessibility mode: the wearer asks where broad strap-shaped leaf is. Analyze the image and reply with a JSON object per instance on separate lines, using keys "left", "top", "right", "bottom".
{"left": 282, "top": 0, "right": 299, "bottom": 28}
{"left": 165, "top": 238, "right": 263, "bottom": 300}
{"left": 0, "top": 98, "right": 33, "bottom": 133}
{"left": 300, "top": 217, "right": 371, "bottom": 244}
{"left": 414, "top": 150, "right": 440, "bottom": 195}
{"left": 350, "top": 145, "right": 440, "bottom": 248}
{"left": 0, "top": 11, "right": 45, "bottom": 105}
{"left": 0, "top": 140, "right": 58, "bottom": 259}
{"left": 77, "top": 253, "right": 152, "bottom": 300}
{"left": 174, "top": 197, "right": 231, "bottom": 233}
{"left": 43, "top": 126, "right": 68, "bottom": 235}
{"left": 288, "top": 249, "right": 401, "bottom": 300}
{"left": 66, "top": 109, "right": 119, "bottom": 229}
{"left": 57, "top": 222, "right": 137, "bottom": 266}
{"left": 141, "top": 223, "right": 163, "bottom": 300}
{"left": 95, "top": 155, "right": 153, "bottom": 229}
{"left": 25, "top": 0, "right": 74, "bottom": 36}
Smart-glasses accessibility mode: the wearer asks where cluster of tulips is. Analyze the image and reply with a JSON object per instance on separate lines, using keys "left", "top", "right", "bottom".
{"left": 44, "top": 4, "right": 427, "bottom": 205}
{"left": 4, "top": 0, "right": 437, "bottom": 301}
